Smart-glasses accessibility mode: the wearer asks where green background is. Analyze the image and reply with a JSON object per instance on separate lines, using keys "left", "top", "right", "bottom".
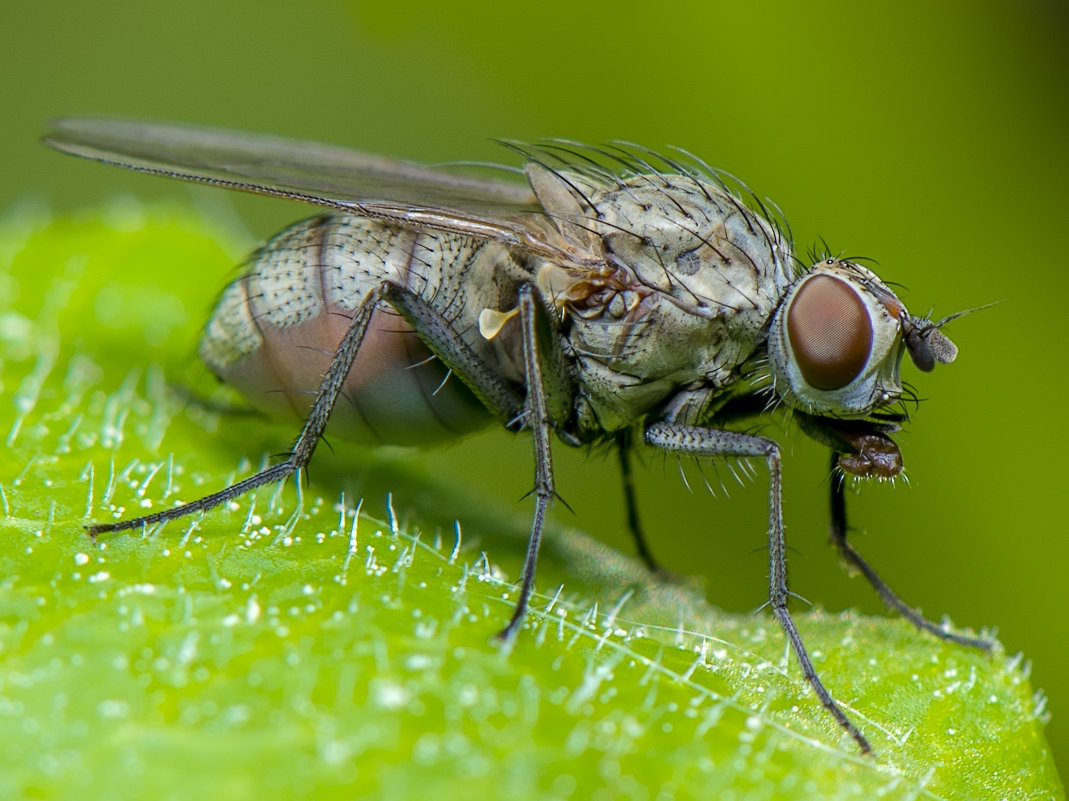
{"left": 3, "top": 0, "right": 1066, "bottom": 789}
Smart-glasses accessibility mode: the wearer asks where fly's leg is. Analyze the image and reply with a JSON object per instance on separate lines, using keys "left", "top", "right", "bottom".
{"left": 645, "top": 422, "right": 872, "bottom": 753}
{"left": 87, "top": 281, "right": 524, "bottom": 538}
{"left": 615, "top": 429, "right": 660, "bottom": 572}
{"left": 88, "top": 271, "right": 564, "bottom": 645}
{"left": 829, "top": 454, "right": 991, "bottom": 651}
{"left": 86, "top": 284, "right": 391, "bottom": 537}
{"left": 335, "top": 281, "right": 565, "bottom": 643}
{"left": 499, "top": 283, "right": 571, "bottom": 641}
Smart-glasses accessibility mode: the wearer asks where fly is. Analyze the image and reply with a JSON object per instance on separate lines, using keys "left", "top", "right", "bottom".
{"left": 43, "top": 117, "right": 991, "bottom": 753}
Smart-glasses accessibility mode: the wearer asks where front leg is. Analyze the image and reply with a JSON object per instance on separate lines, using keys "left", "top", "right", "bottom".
{"left": 799, "top": 413, "right": 992, "bottom": 652}
{"left": 828, "top": 453, "right": 992, "bottom": 651}
{"left": 644, "top": 422, "right": 873, "bottom": 753}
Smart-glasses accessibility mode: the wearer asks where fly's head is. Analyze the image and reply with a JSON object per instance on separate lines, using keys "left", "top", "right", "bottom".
{"left": 767, "top": 258, "right": 959, "bottom": 418}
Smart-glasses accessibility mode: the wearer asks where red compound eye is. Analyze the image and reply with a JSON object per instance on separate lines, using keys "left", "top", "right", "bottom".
{"left": 786, "top": 275, "right": 873, "bottom": 390}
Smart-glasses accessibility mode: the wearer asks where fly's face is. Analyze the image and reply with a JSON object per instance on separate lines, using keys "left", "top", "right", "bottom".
{"left": 767, "top": 258, "right": 958, "bottom": 417}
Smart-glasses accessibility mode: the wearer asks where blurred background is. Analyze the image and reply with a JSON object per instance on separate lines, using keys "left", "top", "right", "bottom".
{"left": 4, "top": 0, "right": 1066, "bottom": 774}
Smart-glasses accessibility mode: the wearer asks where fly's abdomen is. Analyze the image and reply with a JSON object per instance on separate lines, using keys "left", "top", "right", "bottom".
{"left": 199, "top": 215, "right": 495, "bottom": 445}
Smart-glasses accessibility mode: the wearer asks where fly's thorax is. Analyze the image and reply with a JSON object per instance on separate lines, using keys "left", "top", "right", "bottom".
{"left": 767, "top": 259, "right": 911, "bottom": 416}
{"left": 526, "top": 166, "right": 794, "bottom": 433}
{"left": 198, "top": 214, "right": 527, "bottom": 445}
{"left": 526, "top": 166, "right": 794, "bottom": 316}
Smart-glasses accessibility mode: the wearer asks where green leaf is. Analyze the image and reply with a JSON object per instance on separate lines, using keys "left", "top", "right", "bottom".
{"left": 0, "top": 204, "right": 1060, "bottom": 800}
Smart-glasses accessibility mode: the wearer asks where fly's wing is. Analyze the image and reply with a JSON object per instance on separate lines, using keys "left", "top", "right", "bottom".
{"left": 43, "top": 117, "right": 567, "bottom": 257}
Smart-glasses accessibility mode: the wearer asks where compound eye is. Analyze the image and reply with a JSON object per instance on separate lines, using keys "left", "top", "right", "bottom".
{"left": 786, "top": 275, "right": 873, "bottom": 390}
